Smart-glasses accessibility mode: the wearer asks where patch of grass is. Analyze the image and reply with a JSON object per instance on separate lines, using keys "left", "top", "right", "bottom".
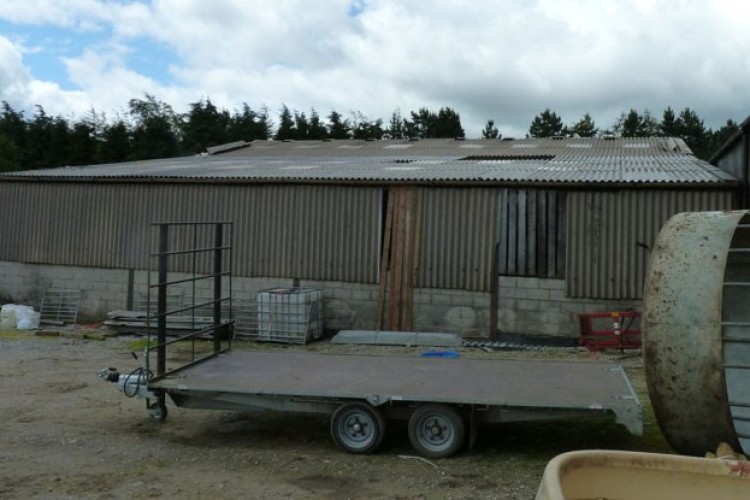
{"left": 127, "top": 338, "right": 159, "bottom": 352}
{"left": 0, "top": 330, "right": 53, "bottom": 341}
{"left": 0, "top": 330, "right": 29, "bottom": 339}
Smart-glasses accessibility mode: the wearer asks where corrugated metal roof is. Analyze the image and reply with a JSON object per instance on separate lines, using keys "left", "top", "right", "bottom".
{"left": 0, "top": 137, "right": 737, "bottom": 186}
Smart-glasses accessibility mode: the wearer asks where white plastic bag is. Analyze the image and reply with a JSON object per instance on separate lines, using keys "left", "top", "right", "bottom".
{"left": 16, "top": 306, "right": 40, "bottom": 329}
{"left": 1, "top": 304, "right": 40, "bottom": 330}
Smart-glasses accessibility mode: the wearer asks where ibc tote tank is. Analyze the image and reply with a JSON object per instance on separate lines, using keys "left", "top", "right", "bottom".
{"left": 644, "top": 210, "right": 750, "bottom": 456}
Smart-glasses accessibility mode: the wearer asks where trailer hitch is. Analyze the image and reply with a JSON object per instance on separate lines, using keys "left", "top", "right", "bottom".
{"left": 97, "top": 352, "right": 154, "bottom": 398}
{"left": 97, "top": 366, "right": 153, "bottom": 399}
{"left": 97, "top": 352, "right": 168, "bottom": 421}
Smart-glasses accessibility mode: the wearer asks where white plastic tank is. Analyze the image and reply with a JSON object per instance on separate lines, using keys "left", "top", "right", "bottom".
{"left": 0, "top": 305, "right": 17, "bottom": 330}
{"left": 256, "top": 287, "right": 323, "bottom": 343}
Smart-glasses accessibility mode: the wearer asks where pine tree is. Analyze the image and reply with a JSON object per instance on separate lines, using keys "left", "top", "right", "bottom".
{"left": 660, "top": 107, "right": 678, "bottom": 137}
{"left": 528, "top": 109, "right": 564, "bottom": 138}
{"left": 275, "top": 104, "right": 296, "bottom": 140}
{"left": 128, "top": 94, "right": 180, "bottom": 160}
{"left": 677, "top": 107, "right": 709, "bottom": 158}
{"left": 181, "top": 98, "right": 231, "bottom": 152}
{"left": 387, "top": 110, "right": 404, "bottom": 139}
{"left": 569, "top": 113, "right": 598, "bottom": 137}
{"left": 308, "top": 109, "right": 327, "bottom": 139}
{"left": 481, "top": 119, "right": 500, "bottom": 139}
{"left": 326, "top": 110, "right": 350, "bottom": 139}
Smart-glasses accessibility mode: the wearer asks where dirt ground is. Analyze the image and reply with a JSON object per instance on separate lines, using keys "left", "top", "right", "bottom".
{"left": 0, "top": 330, "right": 670, "bottom": 499}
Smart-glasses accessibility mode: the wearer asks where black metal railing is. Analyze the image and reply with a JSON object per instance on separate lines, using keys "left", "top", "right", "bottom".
{"left": 145, "top": 222, "right": 234, "bottom": 381}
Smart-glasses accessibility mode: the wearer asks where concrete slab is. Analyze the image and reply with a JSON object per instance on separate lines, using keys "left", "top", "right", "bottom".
{"left": 331, "top": 330, "right": 463, "bottom": 347}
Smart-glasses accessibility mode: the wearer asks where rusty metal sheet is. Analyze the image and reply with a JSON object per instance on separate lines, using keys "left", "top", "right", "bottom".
{"left": 644, "top": 210, "right": 746, "bottom": 455}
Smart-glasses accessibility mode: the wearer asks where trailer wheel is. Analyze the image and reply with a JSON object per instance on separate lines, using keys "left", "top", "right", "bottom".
{"left": 147, "top": 398, "right": 168, "bottom": 422}
{"left": 331, "top": 402, "right": 386, "bottom": 454}
{"left": 408, "top": 405, "right": 464, "bottom": 458}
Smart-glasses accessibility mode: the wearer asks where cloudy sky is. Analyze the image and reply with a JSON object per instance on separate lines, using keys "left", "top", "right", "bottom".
{"left": 0, "top": 0, "right": 748, "bottom": 138}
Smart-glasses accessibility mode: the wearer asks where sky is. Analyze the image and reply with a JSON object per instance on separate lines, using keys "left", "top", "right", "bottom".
{"left": 0, "top": 0, "right": 749, "bottom": 139}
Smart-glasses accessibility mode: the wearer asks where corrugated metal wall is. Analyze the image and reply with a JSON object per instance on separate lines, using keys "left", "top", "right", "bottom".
{"left": 567, "top": 189, "right": 736, "bottom": 299}
{"left": 417, "top": 187, "right": 499, "bottom": 292}
{"left": 715, "top": 141, "right": 746, "bottom": 181}
{"left": 0, "top": 182, "right": 381, "bottom": 283}
{"left": 0, "top": 181, "right": 737, "bottom": 298}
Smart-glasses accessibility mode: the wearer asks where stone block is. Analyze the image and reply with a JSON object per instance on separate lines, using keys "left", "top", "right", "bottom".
{"left": 560, "top": 301, "right": 587, "bottom": 314}
{"left": 497, "top": 276, "right": 517, "bottom": 288}
{"left": 412, "top": 293, "right": 431, "bottom": 305}
{"left": 431, "top": 294, "right": 455, "bottom": 306}
{"left": 517, "top": 299, "right": 539, "bottom": 311}
{"left": 500, "top": 287, "right": 528, "bottom": 299}
{"left": 446, "top": 294, "right": 473, "bottom": 307}
{"left": 516, "top": 277, "right": 539, "bottom": 289}
{"left": 498, "top": 297, "right": 516, "bottom": 309}
{"left": 539, "top": 279, "right": 565, "bottom": 290}
{"left": 472, "top": 296, "right": 491, "bottom": 308}
{"left": 549, "top": 289, "right": 567, "bottom": 302}
{"left": 527, "top": 288, "right": 550, "bottom": 301}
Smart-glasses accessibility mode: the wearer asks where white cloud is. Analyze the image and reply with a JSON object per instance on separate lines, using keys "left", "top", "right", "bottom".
{"left": 0, "top": 0, "right": 108, "bottom": 29}
{"left": 1, "top": 0, "right": 750, "bottom": 137}
{"left": 0, "top": 36, "right": 31, "bottom": 101}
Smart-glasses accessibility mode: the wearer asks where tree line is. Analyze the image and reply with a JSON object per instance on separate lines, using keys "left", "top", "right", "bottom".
{"left": 506, "top": 107, "right": 739, "bottom": 160}
{"left": 0, "top": 94, "right": 740, "bottom": 172}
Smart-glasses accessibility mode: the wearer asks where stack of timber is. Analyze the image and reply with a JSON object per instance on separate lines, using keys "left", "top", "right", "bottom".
{"left": 104, "top": 310, "right": 215, "bottom": 337}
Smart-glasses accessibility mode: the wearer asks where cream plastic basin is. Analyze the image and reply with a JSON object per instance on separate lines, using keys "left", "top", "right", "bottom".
{"left": 536, "top": 450, "right": 750, "bottom": 500}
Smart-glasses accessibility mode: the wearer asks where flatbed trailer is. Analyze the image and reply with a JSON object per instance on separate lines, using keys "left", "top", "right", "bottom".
{"left": 101, "top": 222, "right": 642, "bottom": 458}
{"left": 105, "top": 348, "right": 643, "bottom": 458}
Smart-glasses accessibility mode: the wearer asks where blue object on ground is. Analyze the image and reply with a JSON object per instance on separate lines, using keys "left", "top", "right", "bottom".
{"left": 420, "top": 350, "right": 460, "bottom": 358}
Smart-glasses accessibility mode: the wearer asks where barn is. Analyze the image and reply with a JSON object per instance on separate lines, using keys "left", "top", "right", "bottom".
{"left": 0, "top": 137, "right": 737, "bottom": 338}
{"left": 710, "top": 114, "right": 750, "bottom": 208}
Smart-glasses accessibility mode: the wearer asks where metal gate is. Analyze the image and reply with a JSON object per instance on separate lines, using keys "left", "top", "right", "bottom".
{"left": 144, "top": 222, "right": 234, "bottom": 410}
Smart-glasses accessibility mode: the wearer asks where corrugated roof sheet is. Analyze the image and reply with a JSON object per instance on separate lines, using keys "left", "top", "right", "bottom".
{"left": 0, "top": 137, "right": 737, "bottom": 186}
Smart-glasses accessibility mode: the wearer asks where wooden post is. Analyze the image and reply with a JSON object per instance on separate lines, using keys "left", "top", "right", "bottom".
{"left": 377, "top": 190, "right": 394, "bottom": 330}
{"left": 388, "top": 188, "right": 405, "bottom": 330}
{"left": 490, "top": 241, "right": 500, "bottom": 341}
{"left": 401, "top": 188, "right": 416, "bottom": 331}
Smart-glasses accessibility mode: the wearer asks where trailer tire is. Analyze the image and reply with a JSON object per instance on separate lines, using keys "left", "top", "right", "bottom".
{"left": 148, "top": 399, "right": 168, "bottom": 422}
{"left": 408, "top": 404, "right": 464, "bottom": 458}
{"left": 331, "top": 402, "right": 386, "bottom": 454}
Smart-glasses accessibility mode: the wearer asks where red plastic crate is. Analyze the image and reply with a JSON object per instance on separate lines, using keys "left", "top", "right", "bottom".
{"left": 578, "top": 311, "right": 642, "bottom": 351}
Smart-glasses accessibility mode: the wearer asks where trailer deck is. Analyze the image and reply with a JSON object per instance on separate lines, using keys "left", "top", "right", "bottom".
{"left": 149, "top": 350, "right": 643, "bottom": 436}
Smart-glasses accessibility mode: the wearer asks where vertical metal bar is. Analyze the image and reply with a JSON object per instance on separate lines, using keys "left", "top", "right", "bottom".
{"left": 157, "top": 224, "right": 169, "bottom": 377}
{"left": 742, "top": 133, "right": 749, "bottom": 209}
{"left": 213, "top": 223, "right": 224, "bottom": 352}
{"left": 146, "top": 226, "right": 152, "bottom": 375}
{"left": 192, "top": 223, "right": 197, "bottom": 329}
{"left": 228, "top": 222, "right": 233, "bottom": 348}
{"left": 126, "top": 269, "right": 135, "bottom": 310}
{"left": 191, "top": 223, "right": 198, "bottom": 361}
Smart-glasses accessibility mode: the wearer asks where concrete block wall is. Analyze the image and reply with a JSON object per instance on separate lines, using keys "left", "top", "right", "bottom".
{"left": 0, "top": 261, "right": 641, "bottom": 338}
{"left": 0, "top": 261, "right": 131, "bottom": 322}
{"left": 495, "top": 277, "right": 641, "bottom": 337}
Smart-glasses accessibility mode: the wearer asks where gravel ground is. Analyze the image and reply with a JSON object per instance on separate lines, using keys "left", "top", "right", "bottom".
{"left": 0, "top": 330, "right": 670, "bottom": 499}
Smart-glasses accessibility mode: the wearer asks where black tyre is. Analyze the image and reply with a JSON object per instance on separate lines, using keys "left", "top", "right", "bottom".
{"left": 331, "top": 402, "right": 386, "bottom": 454}
{"left": 147, "top": 397, "right": 168, "bottom": 422}
{"left": 408, "top": 404, "right": 465, "bottom": 458}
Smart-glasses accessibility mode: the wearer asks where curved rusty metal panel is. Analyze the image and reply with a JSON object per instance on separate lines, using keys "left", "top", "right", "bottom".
{"left": 644, "top": 210, "right": 745, "bottom": 455}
